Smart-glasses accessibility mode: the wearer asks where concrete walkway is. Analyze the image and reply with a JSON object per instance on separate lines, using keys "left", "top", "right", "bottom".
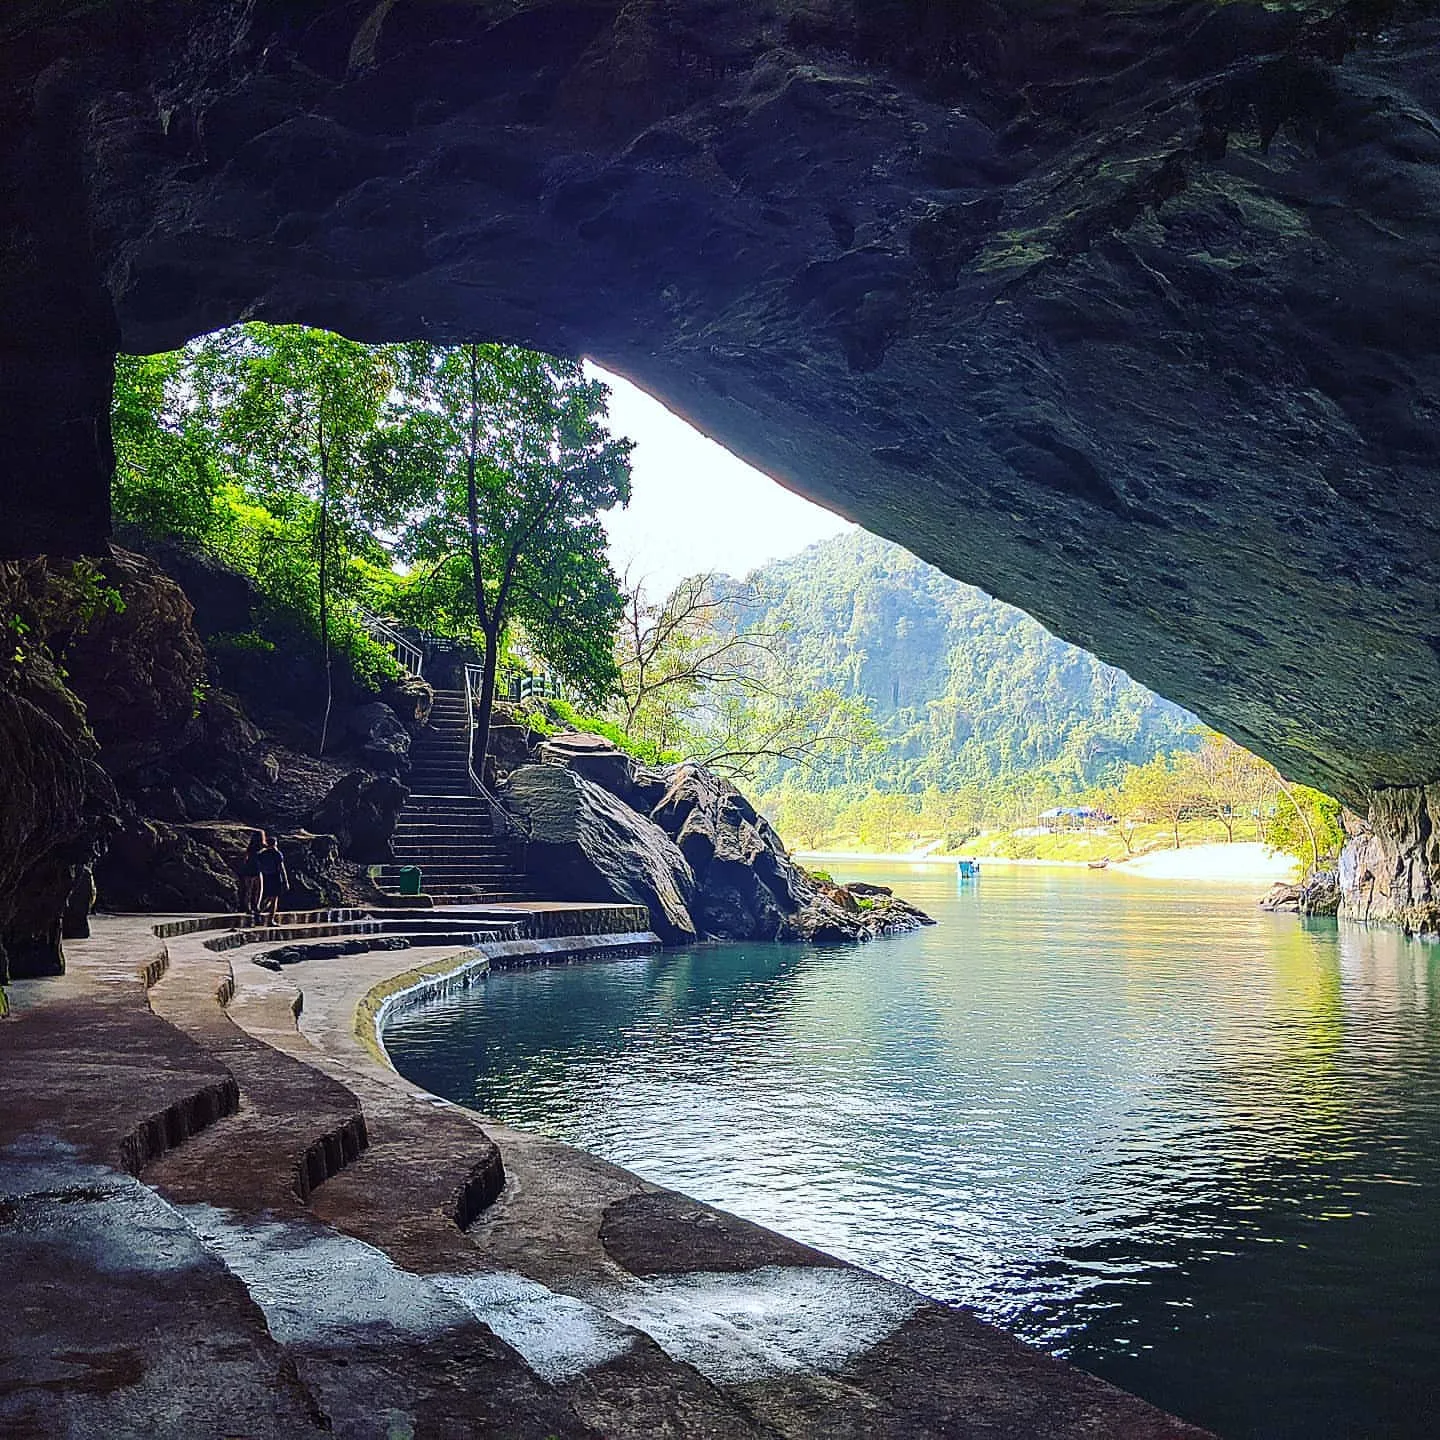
{"left": 0, "top": 910, "right": 1216, "bottom": 1439}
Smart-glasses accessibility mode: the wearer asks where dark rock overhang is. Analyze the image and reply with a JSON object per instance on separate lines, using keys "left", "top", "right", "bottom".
{"left": 3, "top": 0, "right": 1439, "bottom": 804}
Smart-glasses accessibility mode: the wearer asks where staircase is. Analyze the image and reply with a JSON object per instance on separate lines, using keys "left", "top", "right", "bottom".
{"left": 376, "top": 688, "right": 536, "bottom": 904}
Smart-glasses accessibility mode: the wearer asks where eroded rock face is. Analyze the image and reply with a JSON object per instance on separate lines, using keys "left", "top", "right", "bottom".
{"left": 308, "top": 770, "right": 409, "bottom": 865}
{"left": 0, "top": 652, "right": 115, "bottom": 979}
{"left": 1339, "top": 786, "right": 1440, "bottom": 933}
{"left": 651, "top": 762, "right": 806, "bottom": 940}
{"left": 4, "top": 1, "right": 1440, "bottom": 810}
{"left": 62, "top": 548, "right": 206, "bottom": 778}
{"left": 502, "top": 764, "right": 698, "bottom": 944}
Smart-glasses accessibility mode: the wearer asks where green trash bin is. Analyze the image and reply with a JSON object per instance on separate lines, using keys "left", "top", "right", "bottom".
{"left": 398, "top": 865, "right": 424, "bottom": 896}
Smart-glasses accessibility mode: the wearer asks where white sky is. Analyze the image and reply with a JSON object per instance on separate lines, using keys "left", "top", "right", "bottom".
{"left": 590, "top": 363, "right": 853, "bottom": 597}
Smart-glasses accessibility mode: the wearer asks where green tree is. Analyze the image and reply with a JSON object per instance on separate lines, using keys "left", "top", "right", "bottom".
{"left": 772, "top": 787, "right": 842, "bottom": 851}
{"left": 1265, "top": 780, "right": 1346, "bottom": 873}
{"left": 1127, "top": 754, "right": 1197, "bottom": 849}
{"left": 189, "top": 324, "right": 405, "bottom": 750}
{"left": 392, "top": 343, "right": 632, "bottom": 770}
{"left": 1086, "top": 781, "right": 1141, "bottom": 854}
{"left": 111, "top": 351, "right": 220, "bottom": 543}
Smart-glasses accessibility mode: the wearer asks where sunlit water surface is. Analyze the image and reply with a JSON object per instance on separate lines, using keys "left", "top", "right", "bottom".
{"left": 385, "top": 864, "right": 1440, "bottom": 1438}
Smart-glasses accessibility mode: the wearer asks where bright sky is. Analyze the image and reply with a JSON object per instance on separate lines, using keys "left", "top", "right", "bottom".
{"left": 590, "top": 363, "right": 853, "bottom": 597}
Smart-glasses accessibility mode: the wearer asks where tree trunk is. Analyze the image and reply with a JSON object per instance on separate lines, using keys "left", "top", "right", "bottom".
{"left": 473, "top": 623, "right": 501, "bottom": 784}
{"left": 317, "top": 423, "right": 334, "bottom": 755}
{"left": 463, "top": 342, "right": 499, "bottom": 780}
{"left": 1172, "top": 817, "right": 1181, "bottom": 849}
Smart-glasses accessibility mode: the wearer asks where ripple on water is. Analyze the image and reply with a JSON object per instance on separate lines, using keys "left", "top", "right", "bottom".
{"left": 386, "top": 866, "right": 1440, "bottom": 1440}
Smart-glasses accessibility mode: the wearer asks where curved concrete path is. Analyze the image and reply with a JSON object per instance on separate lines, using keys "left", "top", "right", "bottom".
{"left": 0, "top": 910, "right": 1216, "bottom": 1439}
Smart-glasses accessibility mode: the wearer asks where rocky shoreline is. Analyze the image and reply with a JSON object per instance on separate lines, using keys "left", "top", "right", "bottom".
{"left": 0, "top": 542, "right": 932, "bottom": 984}
{"left": 0, "top": 905, "right": 1213, "bottom": 1438}
{"left": 501, "top": 734, "right": 934, "bottom": 945}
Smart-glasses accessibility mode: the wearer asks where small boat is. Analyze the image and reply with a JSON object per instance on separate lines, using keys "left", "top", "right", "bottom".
{"left": 956, "top": 859, "right": 981, "bottom": 879}
{"left": 1088, "top": 858, "right": 1110, "bottom": 870}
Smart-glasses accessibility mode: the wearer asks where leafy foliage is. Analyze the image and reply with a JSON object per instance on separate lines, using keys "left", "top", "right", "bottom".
{"left": 725, "top": 530, "right": 1201, "bottom": 799}
{"left": 111, "top": 328, "right": 634, "bottom": 760}
{"left": 611, "top": 572, "right": 881, "bottom": 780}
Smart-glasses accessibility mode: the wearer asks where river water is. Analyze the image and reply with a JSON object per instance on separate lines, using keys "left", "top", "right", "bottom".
{"left": 384, "top": 863, "right": 1440, "bottom": 1438}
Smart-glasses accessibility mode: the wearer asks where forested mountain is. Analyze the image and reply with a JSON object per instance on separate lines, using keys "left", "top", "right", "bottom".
{"left": 727, "top": 531, "right": 1198, "bottom": 797}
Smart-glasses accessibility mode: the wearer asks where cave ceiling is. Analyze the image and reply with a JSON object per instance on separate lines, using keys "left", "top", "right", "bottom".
{"left": 3, "top": 0, "right": 1440, "bottom": 803}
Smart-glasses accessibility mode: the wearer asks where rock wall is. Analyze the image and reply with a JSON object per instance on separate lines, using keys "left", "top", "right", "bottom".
{"left": 7, "top": 0, "right": 1440, "bottom": 815}
{"left": 0, "top": 546, "right": 407, "bottom": 952}
{"left": 0, "top": 651, "right": 114, "bottom": 980}
{"left": 1338, "top": 786, "right": 1440, "bottom": 934}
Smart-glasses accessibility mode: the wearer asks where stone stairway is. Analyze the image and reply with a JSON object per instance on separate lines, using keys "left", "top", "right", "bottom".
{"left": 381, "top": 687, "right": 537, "bottom": 903}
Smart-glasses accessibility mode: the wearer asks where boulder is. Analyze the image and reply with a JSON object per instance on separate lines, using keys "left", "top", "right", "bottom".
{"left": 629, "top": 763, "right": 675, "bottom": 814}
{"left": 488, "top": 723, "right": 539, "bottom": 779}
{"left": 501, "top": 765, "right": 697, "bottom": 945}
{"left": 540, "top": 731, "right": 636, "bottom": 796}
{"left": 308, "top": 771, "right": 409, "bottom": 865}
{"left": 380, "top": 674, "right": 434, "bottom": 732}
{"left": 343, "top": 701, "right": 411, "bottom": 775}
{"left": 62, "top": 546, "right": 207, "bottom": 778}
{"left": 649, "top": 763, "right": 811, "bottom": 942}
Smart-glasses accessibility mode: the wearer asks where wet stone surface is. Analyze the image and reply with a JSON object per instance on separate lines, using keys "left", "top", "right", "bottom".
{"left": 0, "top": 914, "right": 1216, "bottom": 1437}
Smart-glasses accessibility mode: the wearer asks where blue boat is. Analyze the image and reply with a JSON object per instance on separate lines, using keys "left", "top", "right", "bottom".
{"left": 956, "top": 858, "right": 981, "bottom": 880}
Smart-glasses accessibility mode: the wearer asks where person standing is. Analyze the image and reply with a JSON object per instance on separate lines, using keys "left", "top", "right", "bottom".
{"left": 254, "top": 832, "right": 290, "bottom": 925}
{"left": 238, "top": 831, "right": 264, "bottom": 921}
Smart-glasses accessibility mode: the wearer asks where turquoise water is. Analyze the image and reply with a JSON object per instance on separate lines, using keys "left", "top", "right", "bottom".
{"left": 384, "top": 864, "right": 1440, "bottom": 1438}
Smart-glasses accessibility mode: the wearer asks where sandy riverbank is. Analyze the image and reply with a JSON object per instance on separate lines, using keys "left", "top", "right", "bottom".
{"left": 1112, "top": 842, "right": 1299, "bottom": 883}
{"left": 797, "top": 842, "right": 1300, "bottom": 883}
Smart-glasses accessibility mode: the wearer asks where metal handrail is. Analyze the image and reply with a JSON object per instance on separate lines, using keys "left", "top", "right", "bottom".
{"left": 360, "top": 609, "right": 425, "bottom": 678}
{"left": 463, "top": 662, "right": 531, "bottom": 844}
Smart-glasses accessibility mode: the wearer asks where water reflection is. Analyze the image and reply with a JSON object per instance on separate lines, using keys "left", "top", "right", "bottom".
{"left": 386, "top": 866, "right": 1440, "bottom": 1439}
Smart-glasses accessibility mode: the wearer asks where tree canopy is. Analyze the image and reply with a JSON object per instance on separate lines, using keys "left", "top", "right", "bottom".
{"left": 111, "top": 326, "right": 632, "bottom": 761}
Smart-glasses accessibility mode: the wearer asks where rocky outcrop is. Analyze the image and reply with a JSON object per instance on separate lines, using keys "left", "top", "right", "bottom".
{"left": 96, "top": 817, "right": 377, "bottom": 914}
{"left": 522, "top": 740, "right": 931, "bottom": 944}
{"left": 0, "top": 651, "right": 115, "bottom": 980}
{"left": 503, "top": 764, "right": 697, "bottom": 945}
{"left": 1338, "top": 787, "right": 1440, "bottom": 934}
{"left": 308, "top": 771, "right": 409, "bottom": 865}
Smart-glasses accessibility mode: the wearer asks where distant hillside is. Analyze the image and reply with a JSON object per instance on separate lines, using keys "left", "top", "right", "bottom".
{"left": 728, "top": 531, "right": 1198, "bottom": 795}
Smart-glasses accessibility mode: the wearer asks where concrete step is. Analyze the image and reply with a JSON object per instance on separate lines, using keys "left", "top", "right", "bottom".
{"left": 390, "top": 857, "right": 514, "bottom": 870}
{"left": 393, "top": 826, "right": 503, "bottom": 840}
